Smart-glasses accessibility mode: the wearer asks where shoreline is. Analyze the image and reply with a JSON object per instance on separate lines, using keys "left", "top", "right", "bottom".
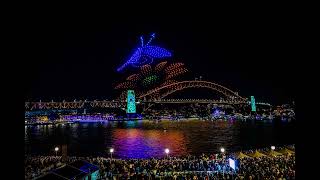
{"left": 25, "top": 144, "right": 295, "bottom": 160}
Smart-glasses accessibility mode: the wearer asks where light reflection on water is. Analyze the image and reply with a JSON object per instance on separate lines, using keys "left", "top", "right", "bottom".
{"left": 112, "top": 129, "right": 187, "bottom": 158}
{"left": 25, "top": 120, "right": 295, "bottom": 158}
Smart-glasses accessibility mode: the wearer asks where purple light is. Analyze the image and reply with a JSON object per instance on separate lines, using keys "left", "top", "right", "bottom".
{"left": 212, "top": 109, "right": 220, "bottom": 117}
{"left": 112, "top": 129, "right": 187, "bottom": 159}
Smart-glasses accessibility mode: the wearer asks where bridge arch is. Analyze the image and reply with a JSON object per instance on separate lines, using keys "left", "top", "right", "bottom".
{"left": 138, "top": 80, "right": 248, "bottom": 102}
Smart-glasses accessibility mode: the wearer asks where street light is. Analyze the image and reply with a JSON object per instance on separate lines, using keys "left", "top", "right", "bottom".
{"left": 54, "top": 147, "right": 59, "bottom": 156}
{"left": 165, "top": 148, "right": 169, "bottom": 158}
{"left": 271, "top": 146, "right": 275, "bottom": 150}
{"left": 110, "top": 148, "right": 114, "bottom": 159}
{"left": 220, "top": 147, "right": 225, "bottom": 153}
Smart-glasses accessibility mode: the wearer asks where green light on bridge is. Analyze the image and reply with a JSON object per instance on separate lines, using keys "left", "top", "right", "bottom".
{"left": 251, "top": 96, "right": 256, "bottom": 112}
{"left": 126, "top": 90, "right": 136, "bottom": 113}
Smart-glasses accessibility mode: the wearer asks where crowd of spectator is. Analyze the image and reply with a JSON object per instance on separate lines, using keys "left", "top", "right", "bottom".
{"left": 25, "top": 145, "right": 295, "bottom": 179}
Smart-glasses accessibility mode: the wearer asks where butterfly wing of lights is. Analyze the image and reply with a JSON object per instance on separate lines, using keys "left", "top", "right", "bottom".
{"left": 142, "top": 46, "right": 172, "bottom": 58}
{"left": 117, "top": 48, "right": 142, "bottom": 72}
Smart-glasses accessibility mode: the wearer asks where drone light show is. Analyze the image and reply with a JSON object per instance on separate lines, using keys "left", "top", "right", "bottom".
{"left": 115, "top": 61, "right": 188, "bottom": 95}
{"left": 117, "top": 33, "right": 172, "bottom": 72}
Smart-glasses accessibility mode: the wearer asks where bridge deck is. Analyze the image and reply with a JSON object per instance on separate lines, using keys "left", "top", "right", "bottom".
{"left": 25, "top": 99, "right": 270, "bottom": 110}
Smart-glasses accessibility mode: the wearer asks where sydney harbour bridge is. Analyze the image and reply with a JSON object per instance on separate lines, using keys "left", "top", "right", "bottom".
{"left": 25, "top": 80, "right": 271, "bottom": 112}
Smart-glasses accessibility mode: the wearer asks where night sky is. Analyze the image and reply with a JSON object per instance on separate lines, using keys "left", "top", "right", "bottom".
{"left": 25, "top": 19, "right": 296, "bottom": 105}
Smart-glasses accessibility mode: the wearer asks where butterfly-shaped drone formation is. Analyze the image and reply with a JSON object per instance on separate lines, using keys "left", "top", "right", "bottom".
{"left": 117, "top": 33, "right": 172, "bottom": 72}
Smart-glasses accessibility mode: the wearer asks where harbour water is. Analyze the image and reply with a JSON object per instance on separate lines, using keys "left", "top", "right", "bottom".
{"left": 25, "top": 119, "right": 295, "bottom": 159}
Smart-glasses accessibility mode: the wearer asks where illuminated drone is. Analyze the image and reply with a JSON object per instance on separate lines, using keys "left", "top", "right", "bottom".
{"left": 117, "top": 33, "right": 172, "bottom": 72}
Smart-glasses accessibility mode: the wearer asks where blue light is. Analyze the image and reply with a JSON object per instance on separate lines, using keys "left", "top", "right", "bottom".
{"left": 212, "top": 109, "right": 220, "bottom": 117}
{"left": 140, "top": 36, "right": 144, "bottom": 47}
{"left": 146, "top": 32, "right": 155, "bottom": 46}
{"left": 117, "top": 33, "right": 172, "bottom": 72}
{"left": 214, "top": 110, "right": 220, "bottom": 115}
